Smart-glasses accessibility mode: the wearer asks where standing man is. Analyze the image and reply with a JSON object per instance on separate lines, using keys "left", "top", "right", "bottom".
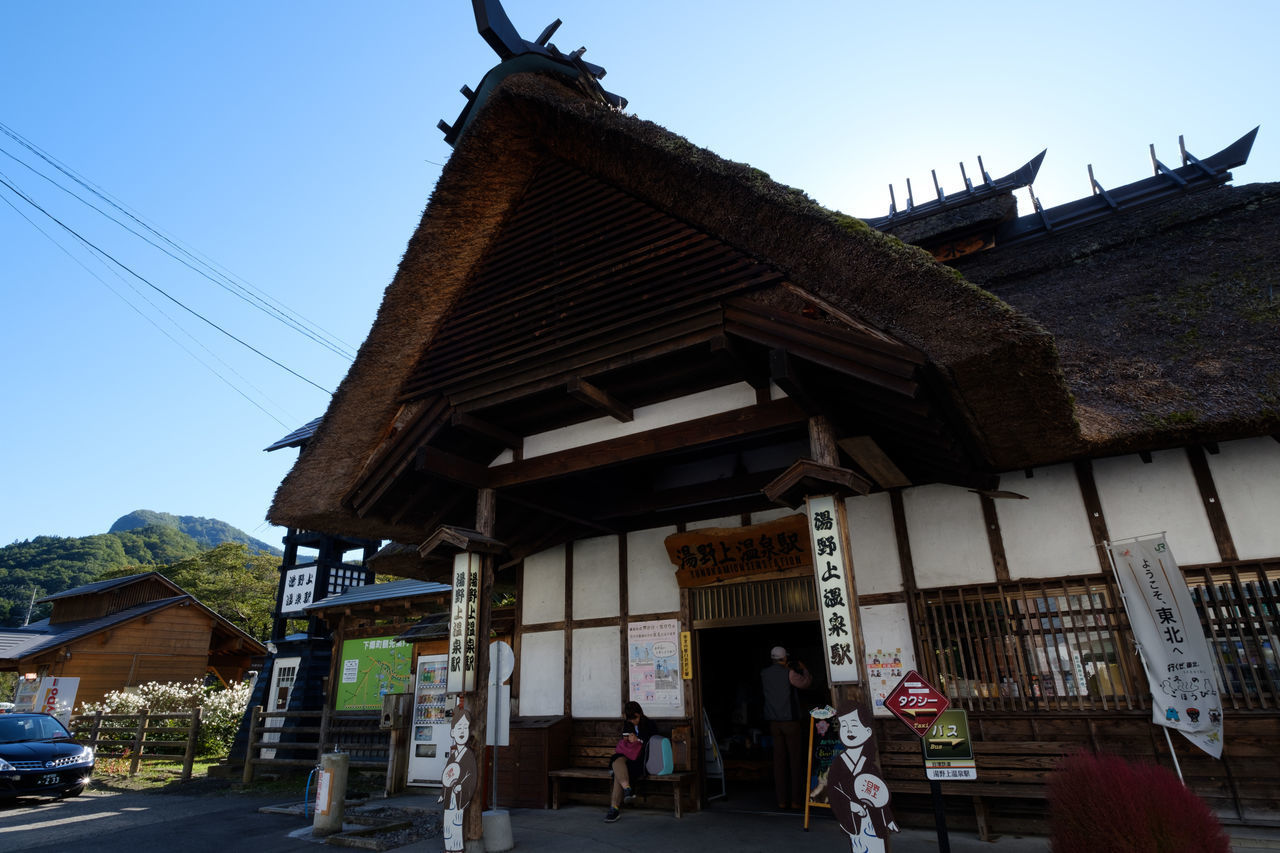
{"left": 760, "top": 645, "right": 812, "bottom": 810}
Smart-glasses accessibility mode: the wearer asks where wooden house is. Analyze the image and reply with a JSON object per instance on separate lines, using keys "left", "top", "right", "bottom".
{"left": 265, "top": 33, "right": 1279, "bottom": 835}
{"left": 0, "top": 572, "right": 267, "bottom": 710}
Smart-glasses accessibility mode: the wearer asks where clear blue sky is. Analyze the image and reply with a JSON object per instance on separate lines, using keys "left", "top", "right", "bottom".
{"left": 2, "top": 1, "right": 1276, "bottom": 548}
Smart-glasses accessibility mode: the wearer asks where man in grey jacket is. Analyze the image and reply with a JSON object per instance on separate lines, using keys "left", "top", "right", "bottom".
{"left": 760, "top": 645, "right": 812, "bottom": 810}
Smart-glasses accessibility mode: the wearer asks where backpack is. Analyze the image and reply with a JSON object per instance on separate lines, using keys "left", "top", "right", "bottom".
{"left": 645, "top": 735, "right": 674, "bottom": 776}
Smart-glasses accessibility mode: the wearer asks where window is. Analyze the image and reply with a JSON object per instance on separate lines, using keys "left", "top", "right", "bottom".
{"left": 913, "top": 563, "right": 1280, "bottom": 712}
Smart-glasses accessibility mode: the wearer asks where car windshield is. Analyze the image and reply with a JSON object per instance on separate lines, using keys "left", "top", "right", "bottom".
{"left": 0, "top": 716, "right": 72, "bottom": 743}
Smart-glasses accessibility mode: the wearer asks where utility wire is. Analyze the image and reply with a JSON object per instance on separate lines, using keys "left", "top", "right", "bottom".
{"left": 0, "top": 171, "right": 333, "bottom": 396}
{"left": 0, "top": 122, "right": 358, "bottom": 360}
{"left": 0, "top": 184, "right": 294, "bottom": 428}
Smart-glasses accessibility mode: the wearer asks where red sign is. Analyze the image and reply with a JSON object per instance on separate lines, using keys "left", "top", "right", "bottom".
{"left": 885, "top": 670, "right": 950, "bottom": 737}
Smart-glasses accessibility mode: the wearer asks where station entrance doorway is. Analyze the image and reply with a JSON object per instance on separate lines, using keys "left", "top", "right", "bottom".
{"left": 690, "top": 576, "right": 826, "bottom": 811}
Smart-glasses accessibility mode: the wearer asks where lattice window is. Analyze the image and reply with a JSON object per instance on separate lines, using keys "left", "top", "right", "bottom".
{"left": 912, "top": 564, "right": 1280, "bottom": 713}
{"left": 328, "top": 565, "right": 368, "bottom": 597}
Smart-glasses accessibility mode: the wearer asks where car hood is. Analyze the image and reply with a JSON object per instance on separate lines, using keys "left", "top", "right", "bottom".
{"left": 0, "top": 741, "right": 88, "bottom": 761}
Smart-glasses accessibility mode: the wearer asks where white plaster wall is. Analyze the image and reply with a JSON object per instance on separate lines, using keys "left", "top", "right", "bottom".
{"left": 859, "top": 603, "right": 918, "bottom": 717}
{"left": 903, "top": 484, "right": 996, "bottom": 587}
{"left": 522, "top": 383, "right": 759, "bottom": 458}
{"left": 1093, "top": 450, "right": 1219, "bottom": 565}
{"left": 1205, "top": 437, "right": 1280, "bottom": 560}
{"left": 845, "top": 492, "right": 903, "bottom": 596}
{"left": 517, "top": 630, "right": 564, "bottom": 716}
{"left": 521, "top": 545, "right": 565, "bottom": 625}
{"left": 997, "top": 463, "right": 1098, "bottom": 579}
{"left": 626, "top": 526, "right": 681, "bottom": 615}
{"left": 572, "top": 536, "right": 621, "bottom": 620}
{"left": 571, "top": 626, "right": 621, "bottom": 717}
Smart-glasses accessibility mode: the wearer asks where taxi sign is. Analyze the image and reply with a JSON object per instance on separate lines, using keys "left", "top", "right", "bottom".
{"left": 885, "top": 670, "right": 949, "bottom": 737}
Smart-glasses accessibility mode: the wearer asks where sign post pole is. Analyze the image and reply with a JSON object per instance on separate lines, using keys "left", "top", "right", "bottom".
{"left": 886, "top": 670, "right": 952, "bottom": 853}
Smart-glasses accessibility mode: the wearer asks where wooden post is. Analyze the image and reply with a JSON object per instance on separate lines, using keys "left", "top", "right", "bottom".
{"left": 243, "top": 706, "right": 262, "bottom": 785}
{"left": 464, "top": 487, "right": 497, "bottom": 852}
{"left": 129, "top": 709, "right": 150, "bottom": 776}
{"left": 89, "top": 711, "right": 103, "bottom": 754}
{"left": 319, "top": 703, "right": 332, "bottom": 761}
{"left": 182, "top": 707, "right": 202, "bottom": 782}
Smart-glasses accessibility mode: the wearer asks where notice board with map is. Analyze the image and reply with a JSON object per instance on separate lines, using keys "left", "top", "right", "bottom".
{"left": 336, "top": 636, "right": 413, "bottom": 711}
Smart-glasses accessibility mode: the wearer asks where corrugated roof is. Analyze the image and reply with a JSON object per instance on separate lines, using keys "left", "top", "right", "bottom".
{"left": 307, "top": 578, "right": 451, "bottom": 611}
{"left": 37, "top": 572, "right": 161, "bottom": 603}
{"left": 265, "top": 416, "right": 324, "bottom": 452}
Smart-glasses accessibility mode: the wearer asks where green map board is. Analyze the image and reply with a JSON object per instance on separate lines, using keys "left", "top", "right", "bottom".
{"left": 336, "top": 636, "right": 413, "bottom": 711}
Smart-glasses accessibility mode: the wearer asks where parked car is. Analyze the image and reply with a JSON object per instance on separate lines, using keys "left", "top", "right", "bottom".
{"left": 0, "top": 703, "right": 15, "bottom": 714}
{"left": 0, "top": 713, "right": 94, "bottom": 799}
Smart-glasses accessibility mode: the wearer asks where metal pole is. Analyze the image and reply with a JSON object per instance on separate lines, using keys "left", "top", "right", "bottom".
{"left": 929, "top": 779, "right": 952, "bottom": 853}
{"left": 1162, "top": 726, "right": 1185, "bottom": 784}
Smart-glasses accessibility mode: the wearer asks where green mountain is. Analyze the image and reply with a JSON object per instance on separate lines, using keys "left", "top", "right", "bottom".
{"left": 0, "top": 513, "right": 280, "bottom": 627}
{"left": 109, "top": 510, "right": 280, "bottom": 556}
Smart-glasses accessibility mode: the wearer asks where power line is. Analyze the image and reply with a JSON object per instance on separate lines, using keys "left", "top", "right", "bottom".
{"left": 0, "top": 184, "right": 295, "bottom": 428}
{"left": 0, "top": 121, "right": 358, "bottom": 360}
{"left": 0, "top": 170, "right": 334, "bottom": 396}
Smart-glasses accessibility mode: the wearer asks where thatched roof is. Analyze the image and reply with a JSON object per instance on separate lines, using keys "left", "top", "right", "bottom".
{"left": 954, "top": 180, "right": 1280, "bottom": 453}
{"left": 269, "top": 69, "right": 1078, "bottom": 542}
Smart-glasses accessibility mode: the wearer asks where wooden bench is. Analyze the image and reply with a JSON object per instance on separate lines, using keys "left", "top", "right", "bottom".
{"left": 547, "top": 767, "right": 696, "bottom": 817}
{"left": 880, "top": 738, "right": 1067, "bottom": 841}
{"left": 546, "top": 719, "right": 697, "bottom": 817}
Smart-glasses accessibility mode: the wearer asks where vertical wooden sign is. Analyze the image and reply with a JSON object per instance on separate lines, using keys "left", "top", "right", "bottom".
{"left": 805, "top": 495, "right": 859, "bottom": 684}
{"left": 447, "top": 552, "right": 481, "bottom": 693}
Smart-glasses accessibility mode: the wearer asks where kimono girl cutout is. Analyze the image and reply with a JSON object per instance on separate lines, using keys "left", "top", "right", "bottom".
{"left": 827, "top": 704, "right": 898, "bottom": 853}
{"left": 440, "top": 712, "right": 478, "bottom": 852}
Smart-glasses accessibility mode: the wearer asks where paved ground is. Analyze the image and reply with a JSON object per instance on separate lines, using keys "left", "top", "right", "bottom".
{"left": 3, "top": 783, "right": 1276, "bottom": 851}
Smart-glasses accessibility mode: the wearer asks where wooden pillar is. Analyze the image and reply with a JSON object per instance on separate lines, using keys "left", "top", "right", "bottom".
{"left": 464, "top": 488, "right": 496, "bottom": 852}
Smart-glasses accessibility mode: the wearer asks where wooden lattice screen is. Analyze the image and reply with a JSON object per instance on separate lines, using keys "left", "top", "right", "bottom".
{"left": 911, "top": 562, "right": 1280, "bottom": 713}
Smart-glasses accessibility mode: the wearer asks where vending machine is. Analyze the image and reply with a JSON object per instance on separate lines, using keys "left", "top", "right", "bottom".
{"left": 406, "top": 654, "right": 451, "bottom": 786}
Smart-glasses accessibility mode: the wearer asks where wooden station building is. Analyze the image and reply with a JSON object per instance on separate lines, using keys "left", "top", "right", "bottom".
{"left": 267, "top": 18, "right": 1280, "bottom": 835}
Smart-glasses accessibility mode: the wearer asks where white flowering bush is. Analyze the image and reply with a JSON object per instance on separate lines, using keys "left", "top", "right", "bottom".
{"left": 80, "top": 679, "right": 253, "bottom": 757}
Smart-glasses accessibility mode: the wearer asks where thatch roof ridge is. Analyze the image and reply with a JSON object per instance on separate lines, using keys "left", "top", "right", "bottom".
{"left": 269, "top": 71, "right": 1078, "bottom": 538}
{"left": 956, "top": 181, "right": 1280, "bottom": 453}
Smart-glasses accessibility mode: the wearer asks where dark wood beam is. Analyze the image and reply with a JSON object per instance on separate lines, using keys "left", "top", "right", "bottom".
{"left": 567, "top": 377, "right": 633, "bottom": 422}
{"left": 500, "top": 491, "right": 618, "bottom": 534}
{"left": 416, "top": 445, "right": 490, "bottom": 489}
{"left": 770, "top": 349, "right": 829, "bottom": 418}
{"left": 589, "top": 470, "right": 784, "bottom": 521}
{"left": 451, "top": 410, "right": 523, "bottom": 453}
{"left": 838, "top": 435, "right": 912, "bottom": 489}
{"left": 486, "top": 398, "right": 806, "bottom": 488}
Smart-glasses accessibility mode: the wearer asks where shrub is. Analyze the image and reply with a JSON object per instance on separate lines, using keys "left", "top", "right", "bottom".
{"left": 1048, "top": 751, "right": 1230, "bottom": 853}
{"left": 80, "top": 679, "right": 253, "bottom": 757}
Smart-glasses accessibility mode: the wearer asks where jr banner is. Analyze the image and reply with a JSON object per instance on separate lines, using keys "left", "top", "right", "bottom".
{"left": 1107, "top": 535, "right": 1223, "bottom": 758}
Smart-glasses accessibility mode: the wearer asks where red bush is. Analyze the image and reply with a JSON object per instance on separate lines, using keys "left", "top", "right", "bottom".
{"left": 1048, "top": 752, "right": 1230, "bottom": 853}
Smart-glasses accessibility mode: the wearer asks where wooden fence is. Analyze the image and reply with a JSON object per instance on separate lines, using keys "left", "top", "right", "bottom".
{"left": 241, "top": 706, "right": 387, "bottom": 783}
{"left": 70, "top": 708, "right": 203, "bottom": 782}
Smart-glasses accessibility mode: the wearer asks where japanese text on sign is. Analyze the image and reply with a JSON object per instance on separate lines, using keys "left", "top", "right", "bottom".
{"left": 446, "top": 552, "right": 481, "bottom": 694}
{"left": 806, "top": 496, "right": 859, "bottom": 683}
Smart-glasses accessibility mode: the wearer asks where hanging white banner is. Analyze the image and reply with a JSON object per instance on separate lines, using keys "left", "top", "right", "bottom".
{"left": 1107, "top": 535, "right": 1223, "bottom": 758}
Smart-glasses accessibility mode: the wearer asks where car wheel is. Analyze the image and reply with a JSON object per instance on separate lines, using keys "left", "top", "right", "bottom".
{"left": 60, "top": 786, "right": 84, "bottom": 799}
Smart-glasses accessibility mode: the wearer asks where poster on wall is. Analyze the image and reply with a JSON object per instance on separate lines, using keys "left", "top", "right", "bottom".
{"left": 628, "top": 619, "right": 682, "bottom": 712}
{"left": 335, "top": 636, "right": 413, "bottom": 711}
{"left": 860, "top": 603, "right": 918, "bottom": 717}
